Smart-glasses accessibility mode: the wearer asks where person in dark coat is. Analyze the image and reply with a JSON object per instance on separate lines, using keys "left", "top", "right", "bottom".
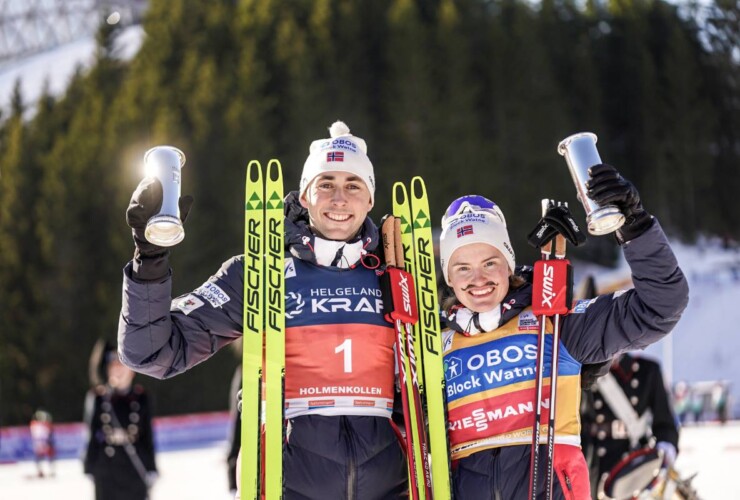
{"left": 584, "top": 352, "right": 680, "bottom": 497}
{"left": 82, "top": 340, "right": 158, "bottom": 500}
{"left": 226, "top": 365, "right": 242, "bottom": 495}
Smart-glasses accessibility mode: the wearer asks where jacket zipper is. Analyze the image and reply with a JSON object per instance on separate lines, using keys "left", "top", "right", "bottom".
{"left": 492, "top": 448, "right": 502, "bottom": 500}
{"left": 561, "top": 469, "right": 575, "bottom": 500}
{"left": 342, "top": 416, "right": 356, "bottom": 500}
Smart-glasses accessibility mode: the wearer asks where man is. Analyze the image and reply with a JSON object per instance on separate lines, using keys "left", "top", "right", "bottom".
{"left": 438, "top": 164, "right": 689, "bottom": 499}
{"left": 83, "top": 340, "right": 157, "bottom": 500}
{"left": 584, "top": 352, "right": 679, "bottom": 497}
{"left": 118, "top": 121, "right": 407, "bottom": 498}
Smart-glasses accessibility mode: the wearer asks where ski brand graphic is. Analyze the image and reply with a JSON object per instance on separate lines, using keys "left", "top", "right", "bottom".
{"left": 414, "top": 236, "right": 440, "bottom": 356}
{"left": 242, "top": 158, "right": 284, "bottom": 499}
{"left": 541, "top": 263, "right": 556, "bottom": 308}
{"left": 400, "top": 272, "right": 412, "bottom": 315}
{"left": 194, "top": 282, "right": 231, "bottom": 308}
{"left": 175, "top": 294, "right": 205, "bottom": 315}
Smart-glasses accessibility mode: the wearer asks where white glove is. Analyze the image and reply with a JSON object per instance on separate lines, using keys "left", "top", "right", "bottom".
{"left": 656, "top": 441, "right": 677, "bottom": 466}
{"left": 146, "top": 471, "right": 159, "bottom": 488}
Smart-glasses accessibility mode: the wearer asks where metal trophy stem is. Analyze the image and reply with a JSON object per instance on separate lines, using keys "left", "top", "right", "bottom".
{"left": 143, "top": 146, "right": 186, "bottom": 247}
{"left": 557, "top": 132, "right": 624, "bottom": 236}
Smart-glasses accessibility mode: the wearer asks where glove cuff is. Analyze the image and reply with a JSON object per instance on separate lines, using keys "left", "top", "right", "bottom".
{"left": 616, "top": 211, "right": 654, "bottom": 244}
{"left": 132, "top": 248, "right": 171, "bottom": 282}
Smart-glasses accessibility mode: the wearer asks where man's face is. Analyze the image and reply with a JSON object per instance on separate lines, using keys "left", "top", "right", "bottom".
{"left": 300, "top": 171, "right": 373, "bottom": 241}
{"left": 107, "top": 358, "right": 135, "bottom": 390}
{"left": 448, "top": 243, "right": 511, "bottom": 313}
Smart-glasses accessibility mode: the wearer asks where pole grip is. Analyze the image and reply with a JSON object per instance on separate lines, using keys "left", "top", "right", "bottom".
{"left": 394, "top": 217, "right": 404, "bottom": 267}
{"left": 381, "top": 216, "right": 397, "bottom": 268}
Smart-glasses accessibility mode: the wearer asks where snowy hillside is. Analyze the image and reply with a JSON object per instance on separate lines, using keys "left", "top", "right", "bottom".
{"left": 0, "top": 24, "right": 143, "bottom": 113}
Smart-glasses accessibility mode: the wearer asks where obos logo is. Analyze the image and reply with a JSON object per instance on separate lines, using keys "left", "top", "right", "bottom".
{"left": 285, "top": 292, "right": 305, "bottom": 319}
{"left": 444, "top": 356, "right": 463, "bottom": 381}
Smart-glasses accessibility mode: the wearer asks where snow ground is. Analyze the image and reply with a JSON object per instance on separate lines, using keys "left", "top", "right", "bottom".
{"left": 0, "top": 442, "right": 234, "bottom": 500}
{"left": 1, "top": 422, "right": 739, "bottom": 500}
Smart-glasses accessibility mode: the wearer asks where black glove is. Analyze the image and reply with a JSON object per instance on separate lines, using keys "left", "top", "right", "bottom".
{"left": 527, "top": 203, "right": 587, "bottom": 249}
{"left": 580, "top": 359, "right": 612, "bottom": 389}
{"left": 586, "top": 164, "right": 653, "bottom": 244}
{"left": 126, "top": 177, "right": 193, "bottom": 281}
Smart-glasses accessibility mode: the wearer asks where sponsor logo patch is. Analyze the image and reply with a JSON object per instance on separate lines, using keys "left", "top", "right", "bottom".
{"left": 175, "top": 294, "right": 205, "bottom": 315}
{"left": 327, "top": 151, "right": 344, "bottom": 162}
{"left": 285, "top": 257, "right": 296, "bottom": 279}
{"left": 193, "top": 281, "right": 231, "bottom": 308}
{"left": 572, "top": 298, "right": 597, "bottom": 314}
{"left": 457, "top": 225, "right": 474, "bottom": 238}
{"left": 518, "top": 311, "right": 539, "bottom": 330}
{"left": 445, "top": 356, "right": 464, "bottom": 381}
{"left": 285, "top": 292, "right": 305, "bottom": 319}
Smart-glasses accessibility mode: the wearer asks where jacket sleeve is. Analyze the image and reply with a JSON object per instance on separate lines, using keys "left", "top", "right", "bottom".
{"left": 118, "top": 255, "right": 245, "bottom": 379}
{"left": 560, "top": 220, "right": 689, "bottom": 364}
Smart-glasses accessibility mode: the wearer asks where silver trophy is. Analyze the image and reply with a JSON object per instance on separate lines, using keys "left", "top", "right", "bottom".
{"left": 557, "top": 132, "right": 624, "bottom": 236}
{"left": 143, "top": 145, "right": 186, "bottom": 247}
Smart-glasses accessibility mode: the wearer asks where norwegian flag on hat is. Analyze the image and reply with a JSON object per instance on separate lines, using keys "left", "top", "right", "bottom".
{"left": 457, "top": 225, "right": 474, "bottom": 238}
{"left": 327, "top": 151, "right": 344, "bottom": 162}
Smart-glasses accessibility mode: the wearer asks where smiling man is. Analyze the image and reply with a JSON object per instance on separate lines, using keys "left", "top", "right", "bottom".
{"left": 119, "top": 121, "right": 407, "bottom": 498}
{"left": 438, "top": 170, "right": 689, "bottom": 499}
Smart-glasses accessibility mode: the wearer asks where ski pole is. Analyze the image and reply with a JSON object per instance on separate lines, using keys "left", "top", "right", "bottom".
{"left": 545, "top": 208, "right": 568, "bottom": 500}
{"left": 529, "top": 199, "right": 575, "bottom": 500}
{"left": 381, "top": 216, "right": 433, "bottom": 500}
{"left": 529, "top": 199, "right": 554, "bottom": 500}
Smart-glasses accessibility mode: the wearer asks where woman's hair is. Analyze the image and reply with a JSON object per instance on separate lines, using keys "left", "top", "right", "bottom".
{"left": 441, "top": 274, "right": 527, "bottom": 315}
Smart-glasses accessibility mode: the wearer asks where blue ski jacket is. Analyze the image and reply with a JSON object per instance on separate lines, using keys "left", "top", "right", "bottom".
{"left": 118, "top": 193, "right": 407, "bottom": 499}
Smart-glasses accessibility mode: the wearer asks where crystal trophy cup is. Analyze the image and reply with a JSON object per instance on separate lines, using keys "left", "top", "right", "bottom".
{"left": 557, "top": 132, "right": 624, "bottom": 236}
{"left": 143, "top": 146, "right": 186, "bottom": 246}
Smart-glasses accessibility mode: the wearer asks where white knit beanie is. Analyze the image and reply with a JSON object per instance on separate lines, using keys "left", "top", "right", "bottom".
{"left": 299, "top": 121, "right": 375, "bottom": 205}
{"left": 439, "top": 200, "right": 516, "bottom": 284}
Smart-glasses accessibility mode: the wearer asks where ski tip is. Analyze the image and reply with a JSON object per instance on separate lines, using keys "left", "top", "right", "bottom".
{"left": 266, "top": 159, "right": 283, "bottom": 182}
{"left": 411, "top": 176, "right": 427, "bottom": 199}
{"left": 246, "top": 160, "right": 262, "bottom": 182}
{"left": 393, "top": 182, "right": 408, "bottom": 203}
